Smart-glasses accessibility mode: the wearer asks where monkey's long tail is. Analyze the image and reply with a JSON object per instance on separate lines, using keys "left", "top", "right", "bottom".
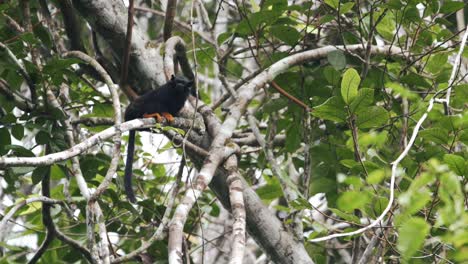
{"left": 124, "top": 130, "right": 137, "bottom": 203}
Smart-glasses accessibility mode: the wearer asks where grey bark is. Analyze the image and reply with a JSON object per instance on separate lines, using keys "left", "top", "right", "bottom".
{"left": 72, "top": 0, "right": 166, "bottom": 92}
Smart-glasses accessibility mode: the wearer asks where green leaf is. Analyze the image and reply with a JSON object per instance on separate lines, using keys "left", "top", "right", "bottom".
{"left": 443, "top": 154, "right": 465, "bottom": 176}
{"left": 43, "top": 57, "right": 81, "bottom": 75}
{"left": 419, "top": 128, "right": 449, "bottom": 145}
{"left": 323, "top": 66, "right": 340, "bottom": 85}
{"left": 35, "top": 130, "right": 50, "bottom": 145}
{"left": 355, "top": 106, "right": 388, "bottom": 128}
{"left": 349, "top": 88, "right": 374, "bottom": 113}
{"left": 339, "top": 2, "right": 355, "bottom": 14}
{"left": 401, "top": 73, "right": 431, "bottom": 89}
{"left": 385, "top": 0, "right": 403, "bottom": 9}
{"left": 386, "top": 82, "right": 418, "bottom": 99}
{"left": 11, "top": 166, "right": 35, "bottom": 175}
{"left": 270, "top": 25, "right": 301, "bottom": 46}
{"left": 4, "top": 145, "right": 35, "bottom": 157}
{"left": 337, "top": 191, "right": 370, "bottom": 212}
{"left": 375, "top": 11, "right": 395, "bottom": 40}
{"left": 32, "top": 166, "right": 50, "bottom": 185}
{"left": 340, "top": 159, "right": 358, "bottom": 168}
{"left": 452, "top": 84, "right": 468, "bottom": 109}
{"left": 327, "top": 50, "right": 346, "bottom": 70}
{"left": 324, "top": 0, "right": 339, "bottom": 9}
{"left": 329, "top": 208, "right": 360, "bottom": 223}
{"left": 397, "top": 217, "right": 430, "bottom": 261}
{"left": 399, "top": 187, "right": 432, "bottom": 215}
{"left": 92, "top": 104, "right": 114, "bottom": 118}
{"left": 0, "top": 127, "right": 11, "bottom": 155}
{"left": 11, "top": 124, "right": 24, "bottom": 140}
{"left": 426, "top": 53, "right": 448, "bottom": 74}
{"left": 263, "top": 0, "right": 287, "bottom": 11}
{"left": 366, "top": 169, "right": 386, "bottom": 184}
{"left": 440, "top": 1, "right": 465, "bottom": 14}
{"left": 217, "top": 32, "right": 231, "bottom": 45}
{"left": 286, "top": 123, "right": 301, "bottom": 153}
{"left": 50, "top": 164, "right": 66, "bottom": 180}
{"left": 341, "top": 68, "right": 360, "bottom": 104}
{"left": 257, "top": 177, "right": 283, "bottom": 201}
{"left": 18, "top": 201, "right": 42, "bottom": 216}
{"left": 312, "top": 96, "right": 346, "bottom": 122}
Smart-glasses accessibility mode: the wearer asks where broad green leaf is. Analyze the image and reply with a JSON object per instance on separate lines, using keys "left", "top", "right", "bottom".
{"left": 358, "top": 131, "right": 388, "bottom": 148}
{"left": 50, "top": 164, "right": 67, "bottom": 180}
{"left": 217, "top": 32, "right": 231, "bottom": 45}
{"left": 440, "top": 1, "right": 465, "bottom": 14}
{"left": 32, "top": 166, "right": 50, "bottom": 185}
{"left": 426, "top": 53, "right": 448, "bottom": 74}
{"left": 4, "top": 145, "right": 35, "bottom": 157}
{"left": 286, "top": 122, "right": 301, "bottom": 152}
{"left": 341, "top": 68, "right": 360, "bottom": 104}
{"left": 11, "top": 125, "right": 24, "bottom": 140}
{"left": 419, "top": 128, "right": 449, "bottom": 145}
{"left": 443, "top": 154, "right": 465, "bottom": 176}
{"left": 340, "top": 159, "right": 358, "bottom": 168}
{"left": 355, "top": 106, "right": 388, "bottom": 128}
{"left": 263, "top": 0, "right": 288, "bottom": 11}
{"left": 43, "top": 57, "right": 81, "bottom": 75}
{"left": 452, "top": 84, "right": 468, "bottom": 109}
{"left": 386, "top": 82, "right": 417, "bottom": 99}
{"left": 327, "top": 50, "right": 346, "bottom": 70}
{"left": 337, "top": 190, "right": 370, "bottom": 212}
{"left": 349, "top": 88, "right": 374, "bottom": 113}
{"left": 0, "top": 127, "right": 12, "bottom": 155}
{"left": 375, "top": 12, "right": 395, "bottom": 40}
{"left": 320, "top": 14, "right": 335, "bottom": 24}
{"left": 366, "top": 169, "right": 386, "bottom": 184}
{"left": 339, "top": 2, "right": 355, "bottom": 14}
{"left": 385, "top": 0, "right": 403, "bottom": 9}
{"left": 270, "top": 25, "right": 301, "bottom": 46}
{"left": 397, "top": 217, "right": 430, "bottom": 261}
{"left": 11, "top": 166, "right": 35, "bottom": 175}
{"left": 92, "top": 104, "right": 114, "bottom": 118}
{"left": 263, "top": 98, "right": 288, "bottom": 112}
{"left": 436, "top": 174, "right": 463, "bottom": 226}
{"left": 329, "top": 208, "right": 360, "bottom": 223}
{"left": 401, "top": 73, "right": 431, "bottom": 89}
{"left": 399, "top": 187, "right": 432, "bottom": 215}
{"left": 35, "top": 130, "right": 50, "bottom": 145}
{"left": 312, "top": 96, "right": 346, "bottom": 122}
{"left": 257, "top": 178, "right": 283, "bottom": 201}
{"left": 18, "top": 201, "right": 42, "bottom": 216}
{"left": 324, "top": 0, "right": 339, "bottom": 9}
{"left": 323, "top": 66, "right": 340, "bottom": 85}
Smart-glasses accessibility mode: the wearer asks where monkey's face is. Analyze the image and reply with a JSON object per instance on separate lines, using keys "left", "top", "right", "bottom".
{"left": 172, "top": 77, "right": 193, "bottom": 97}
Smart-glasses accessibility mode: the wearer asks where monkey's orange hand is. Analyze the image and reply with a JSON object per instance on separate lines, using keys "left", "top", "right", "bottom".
{"left": 161, "top": 112, "right": 174, "bottom": 123}
{"left": 143, "top": 112, "right": 163, "bottom": 123}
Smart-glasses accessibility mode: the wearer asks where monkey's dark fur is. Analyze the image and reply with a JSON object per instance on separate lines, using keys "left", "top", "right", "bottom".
{"left": 124, "top": 75, "right": 193, "bottom": 203}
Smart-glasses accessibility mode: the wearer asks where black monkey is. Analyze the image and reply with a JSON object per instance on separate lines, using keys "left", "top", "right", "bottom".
{"left": 124, "top": 75, "right": 193, "bottom": 203}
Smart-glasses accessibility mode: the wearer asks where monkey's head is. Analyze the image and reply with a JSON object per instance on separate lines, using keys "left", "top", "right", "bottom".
{"left": 170, "top": 75, "right": 193, "bottom": 98}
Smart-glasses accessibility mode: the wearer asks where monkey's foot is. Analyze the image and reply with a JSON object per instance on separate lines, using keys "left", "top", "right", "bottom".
{"left": 161, "top": 112, "right": 174, "bottom": 123}
{"left": 143, "top": 112, "right": 163, "bottom": 123}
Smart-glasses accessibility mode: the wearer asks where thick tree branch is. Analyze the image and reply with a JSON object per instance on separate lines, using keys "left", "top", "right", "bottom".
{"left": 0, "top": 117, "right": 202, "bottom": 167}
{"left": 72, "top": 0, "right": 166, "bottom": 91}
{"left": 164, "top": 0, "right": 177, "bottom": 41}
